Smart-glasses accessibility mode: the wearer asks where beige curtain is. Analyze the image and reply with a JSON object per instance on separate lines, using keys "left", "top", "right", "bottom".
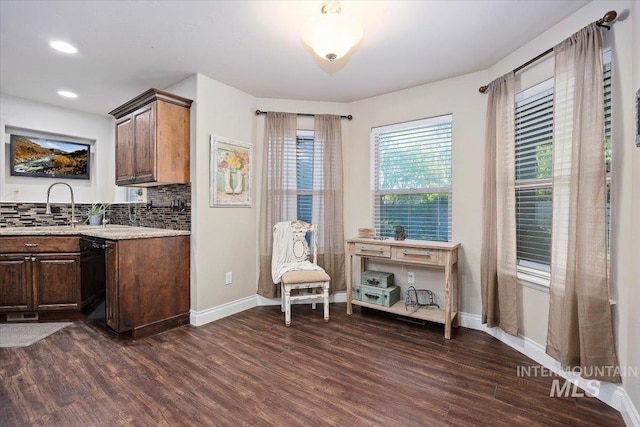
{"left": 313, "top": 115, "right": 345, "bottom": 292}
{"left": 480, "top": 72, "right": 519, "bottom": 336}
{"left": 546, "top": 23, "right": 620, "bottom": 383}
{"left": 257, "top": 112, "right": 298, "bottom": 297}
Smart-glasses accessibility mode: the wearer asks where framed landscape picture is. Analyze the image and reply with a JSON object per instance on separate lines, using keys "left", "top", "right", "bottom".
{"left": 210, "top": 135, "right": 252, "bottom": 207}
{"left": 9, "top": 134, "right": 91, "bottom": 179}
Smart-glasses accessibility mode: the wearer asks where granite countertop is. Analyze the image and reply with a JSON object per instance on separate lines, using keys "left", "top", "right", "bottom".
{"left": 0, "top": 225, "right": 190, "bottom": 240}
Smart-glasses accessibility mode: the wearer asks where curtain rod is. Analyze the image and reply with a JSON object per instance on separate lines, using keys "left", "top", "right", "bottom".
{"left": 255, "top": 109, "right": 353, "bottom": 120}
{"left": 478, "top": 10, "right": 618, "bottom": 94}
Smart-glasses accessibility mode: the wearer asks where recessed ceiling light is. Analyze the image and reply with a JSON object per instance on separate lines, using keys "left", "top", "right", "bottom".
{"left": 58, "top": 90, "right": 78, "bottom": 99}
{"left": 49, "top": 40, "right": 78, "bottom": 54}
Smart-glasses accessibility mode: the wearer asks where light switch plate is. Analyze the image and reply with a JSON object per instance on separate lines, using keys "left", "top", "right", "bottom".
{"left": 407, "top": 272, "right": 415, "bottom": 284}
{"left": 225, "top": 272, "right": 233, "bottom": 285}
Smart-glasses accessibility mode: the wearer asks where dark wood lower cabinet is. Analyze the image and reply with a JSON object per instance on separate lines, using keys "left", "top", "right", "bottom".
{"left": 0, "top": 239, "right": 82, "bottom": 314}
{"left": 0, "top": 254, "right": 32, "bottom": 312}
{"left": 34, "top": 254, "right": 81, "bottom": 311}
{"left": 1, "top": 234, "right": 189, "bottom": 335}
{"left": 105, "top": 236, "right": 190, "bottom": 338}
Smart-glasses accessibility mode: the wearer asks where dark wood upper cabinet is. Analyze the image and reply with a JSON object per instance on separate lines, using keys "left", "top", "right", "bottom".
{"left": 115, "top": 115, "right": 134, "bottom": 185}
{"left": 109, "top": 88, "right": 192, "bottom": 187}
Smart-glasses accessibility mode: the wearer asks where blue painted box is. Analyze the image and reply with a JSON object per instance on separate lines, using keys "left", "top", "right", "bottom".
{"left": 354, "top": 283, "right": 401, "bottom": 307}
{"left": 360, "top": 270, "right": 394, "bottom": 288}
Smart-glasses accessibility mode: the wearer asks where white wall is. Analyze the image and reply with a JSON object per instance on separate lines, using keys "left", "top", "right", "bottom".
{"left": 187, "top": 74, "right": 258, "bottom": 312}
{"left": 628, "top": 0, "right": 640, "bottom": 413}
{"left": 346, "top": 71, "right": 487, "bottom": 315}
{"left": 0, "top": 94, "right": 115, "bottom": 203}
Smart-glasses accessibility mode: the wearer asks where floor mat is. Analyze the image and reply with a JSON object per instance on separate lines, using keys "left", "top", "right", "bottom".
{"left": 0, "top": 322, "right": 72, "bottom": 347}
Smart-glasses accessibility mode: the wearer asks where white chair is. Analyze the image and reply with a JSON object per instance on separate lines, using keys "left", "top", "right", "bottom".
{"left": 272, "top": 220, "right": 330, "bottom": 327}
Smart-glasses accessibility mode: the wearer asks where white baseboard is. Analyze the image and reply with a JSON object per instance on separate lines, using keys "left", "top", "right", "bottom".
{"left": 459, "top": 312, "right": 639, "bottom": 426}
{"left": 620, "top": 389, "right": 640, "bottom": 427}
{"left": 190, "top": 295, "right": 257, "bottom": 326}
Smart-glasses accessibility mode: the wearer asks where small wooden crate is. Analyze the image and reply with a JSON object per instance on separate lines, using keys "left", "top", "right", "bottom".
{"left": 357, "top": 227, "right": 376, "bottom": 238}
{"left": 361, "top": 270, "right": 394, "bottom": 288}
{"left": 353, "top": 284, "right": 400, "bottom": 307}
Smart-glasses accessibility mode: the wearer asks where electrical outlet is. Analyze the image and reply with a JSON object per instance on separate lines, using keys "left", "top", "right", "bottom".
{"left": 225, "top": 272, "right": 233, "bottom": 285}
{"left": 407, "top": 272, "right": 415, "bottom": 284}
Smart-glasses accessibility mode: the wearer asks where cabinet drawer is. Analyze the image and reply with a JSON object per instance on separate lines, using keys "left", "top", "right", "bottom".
{"left": 354, "top": 243, "right": 391, "bottom": 258}
{"left": 392, "top": 247, "right": 444, "bottom": 266}
{"left": 0, "top": 236, "right": 80, "bottom": 253}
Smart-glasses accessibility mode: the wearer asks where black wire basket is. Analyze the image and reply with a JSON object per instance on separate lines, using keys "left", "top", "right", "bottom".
{"left": 405, "top": 286, "right": 439, "bottom": 312}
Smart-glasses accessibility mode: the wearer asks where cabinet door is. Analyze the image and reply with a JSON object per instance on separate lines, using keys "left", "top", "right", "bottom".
{"left": 33, "top": 254, "right": 81, "bottom": 311}
{"left": 105, "top": 241, "right": 119, "bottom": 331}
{"left": 0, "top": 254, "right": 32, "bottom": 312}
{"left": 115, "top": 115, "right": 135, "bottom": 185}
{"left": 132, "top": 102, "right": 157, "bottom": 183}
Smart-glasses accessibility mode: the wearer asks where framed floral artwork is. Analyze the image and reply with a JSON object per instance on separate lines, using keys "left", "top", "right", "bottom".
{"left": 210, "top": 135, "right": 252, "bottom": 207}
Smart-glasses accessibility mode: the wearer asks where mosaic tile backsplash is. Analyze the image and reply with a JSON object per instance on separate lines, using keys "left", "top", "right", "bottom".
{"left": 0, "top": 184, "right": 191, "bottom": 230}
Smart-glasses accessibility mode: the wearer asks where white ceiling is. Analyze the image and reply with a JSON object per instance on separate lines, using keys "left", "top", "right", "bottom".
{"left": 0, "top": 0, "right": 591, "bottom": 116}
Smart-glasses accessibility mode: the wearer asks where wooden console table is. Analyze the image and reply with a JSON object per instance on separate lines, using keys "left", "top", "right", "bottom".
{"left": 345, "top": 238, "right": 461, "bottom": 339}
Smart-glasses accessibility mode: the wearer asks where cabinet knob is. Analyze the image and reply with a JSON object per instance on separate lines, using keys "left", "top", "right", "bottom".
{"left": 24, "top": 243, "right": 39, "bottom": 247}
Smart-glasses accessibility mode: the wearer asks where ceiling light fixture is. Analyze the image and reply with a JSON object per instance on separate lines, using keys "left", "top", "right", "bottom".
{"left": 58, "top": 90, "right": 78, "bottom": 99}
{"left": 301, "top": 1, "right": 363, "bottom": 61}
{"left": 49, "top": 40, "right": 78, "bottom": 54}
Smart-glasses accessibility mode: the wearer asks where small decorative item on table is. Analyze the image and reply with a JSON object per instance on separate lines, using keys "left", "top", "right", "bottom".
{"left": 358, "top": 227, "right": 375, "bottom": 238}
{"left": 394, "top": 225, "right": 406, "bottom": 240}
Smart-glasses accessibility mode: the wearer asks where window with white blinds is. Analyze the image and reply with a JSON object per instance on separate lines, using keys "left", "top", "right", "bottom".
{"left": 604, "top": 61, "right": 612, "bottom": 253}
{"left": 515, "top": 57, "right": 612, "bottom": 274}
{"left": 372, "top": 115, "right": 453, "bottom": 241}
{"left": 296, "top": 130, "right": 315, "bottom": 224}
{"left": 515, "top": 79, "right": 554, "bottom": 271}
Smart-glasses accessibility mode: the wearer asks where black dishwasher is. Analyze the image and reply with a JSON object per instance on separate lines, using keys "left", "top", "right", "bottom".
{"left": 80, "top": 237, "right": 106, "bottom": 321}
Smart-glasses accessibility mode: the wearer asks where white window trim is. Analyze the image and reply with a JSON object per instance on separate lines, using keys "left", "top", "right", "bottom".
{"left": 516, "top": 51, "right": 612, "bottom": 296}
{"left": 370, "top": 114, "right": 453, "bottom": 242}
{"left": 517, "top": 266, "right": 550, "bottom": 292}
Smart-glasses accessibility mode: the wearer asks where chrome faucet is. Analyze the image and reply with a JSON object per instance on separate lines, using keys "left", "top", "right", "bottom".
{"left": 45, "top": 182, "right": 79, "bottom": 228}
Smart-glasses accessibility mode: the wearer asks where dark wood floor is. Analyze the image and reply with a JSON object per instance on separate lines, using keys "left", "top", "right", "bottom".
{"left": 0, "top": 303, "right": 624, "bottom": 426}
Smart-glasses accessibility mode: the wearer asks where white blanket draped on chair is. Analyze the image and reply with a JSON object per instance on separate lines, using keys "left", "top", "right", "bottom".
{"left": 271, "top": 221, "right": 323, "bottom": 284}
